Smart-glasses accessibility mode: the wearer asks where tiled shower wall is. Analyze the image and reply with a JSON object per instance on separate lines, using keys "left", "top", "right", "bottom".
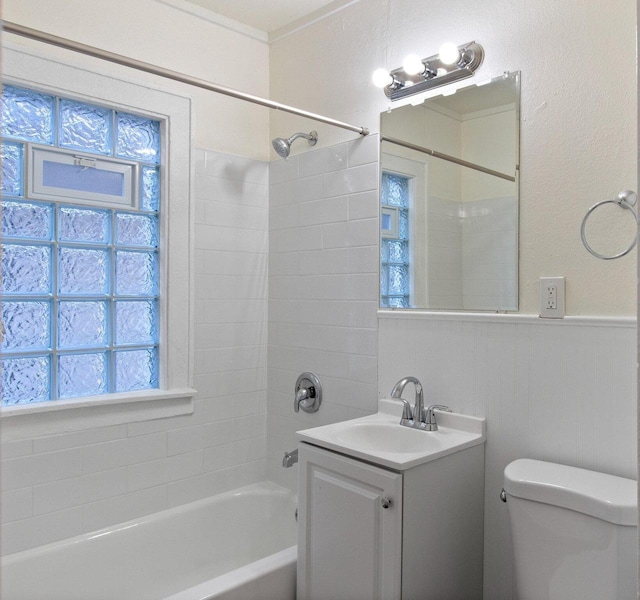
{"left": 426, "top": 196, "right": 463, "bottom": 308}
{"left": 0, "top": 149, "right": 269, "bottom": 554}
{"left": 266, "top": 134, "right": 380, "bottom": 489}
{"left": 378, "top": 313, "right": 637, "bottom": 599}
{"left": 461, "top": 196, "right": 517, "bottom": 309}
{"left": 427, "top": 196, "right": 517, "bottom": 310}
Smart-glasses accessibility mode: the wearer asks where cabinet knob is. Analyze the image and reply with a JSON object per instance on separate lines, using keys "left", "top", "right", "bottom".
{"left": 380, "top": 497, "right": 392, "bottom": 509}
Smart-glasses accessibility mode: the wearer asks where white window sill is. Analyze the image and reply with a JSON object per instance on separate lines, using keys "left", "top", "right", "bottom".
{"left": 0, "top": 388, "right": 197, "bottom": 442}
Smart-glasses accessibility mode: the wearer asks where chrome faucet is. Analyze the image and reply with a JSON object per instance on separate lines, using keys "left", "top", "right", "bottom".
{"left": 282, "top": 449, "right": 298, "bottom": 468}
{"left": 390, "top": 376, "right": 424, "bottom": 428}
{"left": 390, "top": 377, "right": 452, "bottom": 431}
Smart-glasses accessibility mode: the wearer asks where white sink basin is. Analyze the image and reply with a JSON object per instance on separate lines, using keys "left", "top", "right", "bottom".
{"left": 334, "top": 422, "right": 447, "bottom": 453}
{"left": 296, "top": 398, "right": 486, "bottom": 470}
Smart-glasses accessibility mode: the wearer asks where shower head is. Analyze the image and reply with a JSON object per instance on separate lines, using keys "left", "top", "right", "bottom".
{"left": 271, "top": 131, "right": 318, "bottom": 159}
{"left": 272, "top": 137, "right": 291, "bottom": 159}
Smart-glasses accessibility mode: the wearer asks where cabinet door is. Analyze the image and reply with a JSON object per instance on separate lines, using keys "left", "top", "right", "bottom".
{"left": 297, "top": 443, "right": 403, "bottom": 600}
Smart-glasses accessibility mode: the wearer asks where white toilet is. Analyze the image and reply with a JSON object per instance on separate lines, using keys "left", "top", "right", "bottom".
{"left": 503, "top": 459, "right": 637, "bottom": 600}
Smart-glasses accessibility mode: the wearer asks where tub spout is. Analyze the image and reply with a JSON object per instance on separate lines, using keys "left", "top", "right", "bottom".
{"left": 282, "top": 449, "right": 298, "bottom": 468}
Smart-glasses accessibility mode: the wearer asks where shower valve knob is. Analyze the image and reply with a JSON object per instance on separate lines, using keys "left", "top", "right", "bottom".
{"left": 294, "top": 372, "right": 322, "bottom": 413}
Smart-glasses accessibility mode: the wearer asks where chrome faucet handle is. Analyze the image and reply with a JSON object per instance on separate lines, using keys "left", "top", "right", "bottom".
{"left": 294, "top": 387, "right": 313, "bottom": 412}
{"left": 294, "top": 372, "right": 322, "bottom": 413}
{"left": 395, "top": 397, "right": 414, "bottom": 426}
{"left": 424, "top": 404, "right": 452, "bottom": 431}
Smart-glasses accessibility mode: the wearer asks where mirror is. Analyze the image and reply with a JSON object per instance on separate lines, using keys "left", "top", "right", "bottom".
{"left": 380, "top": 71, "right": 519, "bottom": 311}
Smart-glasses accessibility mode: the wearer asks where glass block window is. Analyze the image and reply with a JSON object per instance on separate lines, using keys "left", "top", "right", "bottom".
{"left": 59, "top": 99, "right": 112, "bottom": 155}
{"left": 1, "top": 85, "right": 55, "bottom": 145}
{"left": 1, "top": 85, "right": 161, "bottom": 406}
{"left": 381, "top": 172, "right": 411, "bottom": 308}
{"left": 2, "top": 142, "right": 25, "bottom": 196}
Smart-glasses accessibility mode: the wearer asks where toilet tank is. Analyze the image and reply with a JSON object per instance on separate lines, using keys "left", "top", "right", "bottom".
{"left": 503, "top": 459, "right": 637, "bottom": 600}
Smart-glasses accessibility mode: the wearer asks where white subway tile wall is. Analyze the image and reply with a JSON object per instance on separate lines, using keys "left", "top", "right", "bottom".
{"left": 427, "top": 195, "right": 517, "bottom": 309}
{"left": 0, "top": 150, "right": 270, "bottom": 554}
{"left": 378, "top": 313, "right": 637, "bottom": 599}
{"left": 461, "top": 196, "right": 517, "bottom": 309}
{"left": 267, "top": 135, "right": 380, "bottom": 490}
{"left": 426, "top": 196, "right": 463, "bottom": 309}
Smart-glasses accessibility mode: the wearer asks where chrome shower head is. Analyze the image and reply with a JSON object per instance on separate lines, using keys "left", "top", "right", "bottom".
{"left": 272, "top": 137, "right": 290, "bottom": 159}
{"left": 271, "top": 131, "right": 318, "bottom": 159}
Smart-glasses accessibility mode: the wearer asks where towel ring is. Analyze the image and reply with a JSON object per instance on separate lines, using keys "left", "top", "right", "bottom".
{"left": 580, "top": 190, "right": 638, "bottom": 260}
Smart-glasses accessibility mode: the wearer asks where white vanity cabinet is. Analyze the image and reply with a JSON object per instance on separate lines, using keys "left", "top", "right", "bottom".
{"left": 297, "top": 434, "right": 485, "bottom": 600}
{"left": 297, "top": 443, "right": 403, "bottom": 600}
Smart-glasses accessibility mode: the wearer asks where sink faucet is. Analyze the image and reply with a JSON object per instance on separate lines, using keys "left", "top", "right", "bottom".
{"left": 390, "top": 376, "right": 424, "bottom": 428}
{"left": 390, "top": 378, "right": 453, "bottom": 431}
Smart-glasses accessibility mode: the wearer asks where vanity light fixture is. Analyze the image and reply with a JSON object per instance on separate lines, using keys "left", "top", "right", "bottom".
{"left": 373, "top": 41, "right": 484, "bottom": 101}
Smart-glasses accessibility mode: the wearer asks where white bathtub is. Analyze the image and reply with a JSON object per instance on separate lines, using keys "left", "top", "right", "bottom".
{"left": 0, "top": 481, "right": 298, "bottom": 600}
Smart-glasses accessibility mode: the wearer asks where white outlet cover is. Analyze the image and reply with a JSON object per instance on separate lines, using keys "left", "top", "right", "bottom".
{"left": 540, "top": 277, "right": 565, "bottom": 318}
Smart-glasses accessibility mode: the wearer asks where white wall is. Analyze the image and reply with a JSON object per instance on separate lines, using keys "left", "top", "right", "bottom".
{"left": 3, "top": 0, "right": 271, "bottom": 160}
{"left": 270, "top": 0, "right": 637, "bottom": 316}
{"left": 379, "top": 314, "right": 637, "bottom": 598}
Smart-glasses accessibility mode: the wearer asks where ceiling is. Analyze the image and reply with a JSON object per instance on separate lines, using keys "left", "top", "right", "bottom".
{"left": 182, "top": 0, "right": 344, "bottom": 33}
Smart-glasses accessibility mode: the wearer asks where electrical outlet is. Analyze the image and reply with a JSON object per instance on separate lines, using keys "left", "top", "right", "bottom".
{"left": 540, "top": 277, "right": 565, "bottom": 318}
{"left": 545, "top": 285, "right": 557, "bottom": 309}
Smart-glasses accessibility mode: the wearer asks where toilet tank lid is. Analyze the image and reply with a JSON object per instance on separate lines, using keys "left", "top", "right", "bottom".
{"left": 503, "top": 459, "right": 637, "bottom": 526}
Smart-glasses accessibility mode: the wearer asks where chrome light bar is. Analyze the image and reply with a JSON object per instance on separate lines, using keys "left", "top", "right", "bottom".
{"left": 380, "top": 41, "right": 484, "bottom": 101}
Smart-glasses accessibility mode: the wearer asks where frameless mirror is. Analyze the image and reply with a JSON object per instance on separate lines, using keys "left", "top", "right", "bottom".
{"left": 380, "top": 71, "right": 520, "bottom": 311}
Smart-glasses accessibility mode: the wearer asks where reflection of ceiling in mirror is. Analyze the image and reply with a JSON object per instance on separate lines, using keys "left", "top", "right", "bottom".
{"left": 428, "top": 77, "right": 516, "bottom": 117}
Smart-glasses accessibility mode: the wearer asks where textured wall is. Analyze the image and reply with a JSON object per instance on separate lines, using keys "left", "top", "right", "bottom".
{"left": 3, "top": 0, "right": 271, "bottom": 160}
{"left": 270, "top": 0, "right": 637, "bottom": 316}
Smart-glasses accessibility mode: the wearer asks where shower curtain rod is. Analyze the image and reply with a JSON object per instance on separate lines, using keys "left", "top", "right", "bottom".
{"left": 2, "top": 21, "right": 369, "bottom": 137}
{"left": 381, "top": 135, "right": 516, "bottom": 182}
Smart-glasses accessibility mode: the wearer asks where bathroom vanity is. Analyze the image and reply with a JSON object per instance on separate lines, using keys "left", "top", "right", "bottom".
{"left": 296, "top": 400, "right": 486, "bottom": 600}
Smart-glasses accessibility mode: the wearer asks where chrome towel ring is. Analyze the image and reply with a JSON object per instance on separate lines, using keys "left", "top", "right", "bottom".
{"left": 580, "top": 190, "right": 638, "bottom": 260}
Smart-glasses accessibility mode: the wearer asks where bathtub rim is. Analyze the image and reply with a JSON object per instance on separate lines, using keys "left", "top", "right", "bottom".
{"left": 1, "top": 480, "right": 297, "bottom": 564}
{"left": 163, "top": 544, "right": 297, "bottom": 600}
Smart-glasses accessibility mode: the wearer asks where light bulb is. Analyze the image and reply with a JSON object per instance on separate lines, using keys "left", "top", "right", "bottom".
{"left": 372, "top": 68, "right": 393, "bottom": 88}
{"left": 402, "top": 54, "right": 425, "bottom": 76}
{"left": 439, "top": 43, "right": 460, "bottom": 65}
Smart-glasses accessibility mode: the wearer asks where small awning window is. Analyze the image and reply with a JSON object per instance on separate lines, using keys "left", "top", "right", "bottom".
{"left": 29, "top": 146, "right": 136, "bottom": 208}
